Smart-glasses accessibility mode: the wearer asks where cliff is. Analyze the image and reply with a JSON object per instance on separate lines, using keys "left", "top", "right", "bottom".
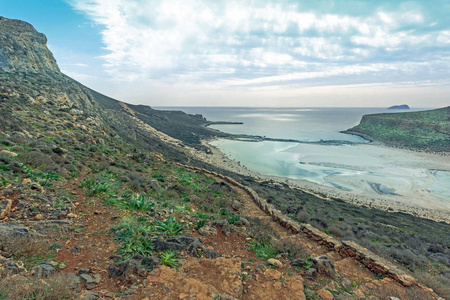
{"left": 0, "top": 16, "right": 60, "bottom": 73}
{"left": 345, "top": 107, "right": 450, "bottom": 153}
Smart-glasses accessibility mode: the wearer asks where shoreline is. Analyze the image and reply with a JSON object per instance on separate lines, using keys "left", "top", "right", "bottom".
{"left": 191, "top": 139, "right": 450, "bottom": 224}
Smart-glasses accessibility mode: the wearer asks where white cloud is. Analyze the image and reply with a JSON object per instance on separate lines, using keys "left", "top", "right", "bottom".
{"left": 68, "top": 0, "right": 450, "bottom": 106}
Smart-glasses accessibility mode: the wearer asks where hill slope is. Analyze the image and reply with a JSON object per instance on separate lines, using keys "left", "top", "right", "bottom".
{"left": 0, "top": 16, "right": 449, "bottom": 299}
{"left": 345, "top": 107, "right": 450, "bottom": 152}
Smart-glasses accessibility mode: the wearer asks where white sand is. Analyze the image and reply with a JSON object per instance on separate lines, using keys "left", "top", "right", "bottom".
{"left": 192, "top": 140, "right": 450, "bottom": 223}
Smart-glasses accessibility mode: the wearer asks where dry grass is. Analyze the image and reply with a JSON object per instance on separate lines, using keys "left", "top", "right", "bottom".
{"left": 0, "top": 235, "right": 50, "bottom": 267}
{"left": 414, "top": 270, "right": 450, "bottom": 300}
{"left": 246, "top": 217, "right": 278, "bottom": 242}
{"left": 272, "top": 237, "right": 310, "bottom": 259}
{"left": 0, "top": 274, "right": 74, "bottom": 300}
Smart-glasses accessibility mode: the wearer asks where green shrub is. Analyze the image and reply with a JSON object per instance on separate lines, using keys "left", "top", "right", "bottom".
{"left": 159, "top": 249, "right": 181, "bottom": 268}
{"left": 89, "top": 182, "right": 109, "bottom": 196}
{"left": 112, "top": 216, "right": 153, "bottom": 241}
{"left": 249, "top": 239, "right": 276, "bottom": 261}
{"left": 117, "top": 235, "right": 153, "bottom": 260}
{"left": 195, "top": 219, "right": 206, "bottom": 230}
{"left": 124, "top": 194, "right": 154, "bottom": 211}
{"left": 227, "top": 213, "right": 240, "bottom": 225}
{"left": 156, "top": 217, "right": 184, "bottom": 237}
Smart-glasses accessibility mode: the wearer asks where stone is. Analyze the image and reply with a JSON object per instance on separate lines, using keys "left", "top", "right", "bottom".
{"left": 78, "top": 268, "right": 90, "bottom": 275}
{"left": 239, "top": 217, "right": 250, "bottom": 227}
{"left": 92, "top": 273, "right": 101, "bottom": 284}
{"left": 153, "top": 239, "right": 187, "bottom": 252}
{"left": 305, "top": 268, "right": 317, "bottom": 278}
{"left": 30, "top": 182, "right": 43, "bottom": 193}
{"left": 0, "top": 150, "right": 18, "bottom": 157}
{"left": 318, "top": 289, "right": 334, "bottom": 300}
{"left": 65, "top": 272, "right": 81, "bottom": 293}
{"left": 80, "top": 291, "right": 99, "bottom": 300}
{"left": 186, "top": 241, "right": 221, "bottom": 259}
{"left": 290, "top": 259, "right": 306, "bottom": 268}
{"left": 148, "top": 180, "right": 161, "bottom": 191}
{"left": 67, "top": 213, "right": 77, "bottom": 218}
{"left": 231, "top": 200, "right": 242, "bottom": 211}
{"left": 80, "top": 273, "right": 96, "bottom": 290}
{"left": 179, "top": 293, "right": 189, "bottom": 299}
{"left": 311, "top": 256, "right": 337, "bottom": 278}
{"left": 32, "top": 262, "right": 55, "bottom": 278}
{"left": 141, "top": 256, "right": 160, "bottom": 271}
{"left": 0, "top": 224, "right": 29, "bottom": 237}
{"left": 267, "top": 258, "right": 283, "bottom": 268}
{"left": 198, "top": 225, "right": 217, "bottom": 236}
{"left": 108, "top": 259, "right": 148, "bottom": 282}
{"left": 2, "top": 258, "right": 26, "bottom": 275}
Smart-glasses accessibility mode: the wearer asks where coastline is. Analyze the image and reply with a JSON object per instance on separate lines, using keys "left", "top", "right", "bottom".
{"left": 191, "top": 139, "right": 450, "bottom": 224}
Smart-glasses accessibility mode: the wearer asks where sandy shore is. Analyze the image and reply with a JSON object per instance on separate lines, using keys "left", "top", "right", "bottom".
{"left": 190, "top": 139, "right": 450, "bottom": 223}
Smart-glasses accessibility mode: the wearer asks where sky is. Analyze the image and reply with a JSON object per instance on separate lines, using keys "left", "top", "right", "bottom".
{"left": 1, "top": 0, "right": 450, "bottom": 107}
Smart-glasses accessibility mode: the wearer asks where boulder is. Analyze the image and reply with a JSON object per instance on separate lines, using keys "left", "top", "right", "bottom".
{"left": 108, "top": 259, "right": 147, "bottom": 282}
{"left": 141, "top": 256, "right": 160, "bottom": 271}
{"left": 0, "top": 150, "right": 18, "bottom": 157}
{"left": 80, "top": 273, "right": 96, "bottom": 290}
{"left": 198, "top": 225, "right": 217, "bottom": 236}
{"left": 187, "top": 241, "right": 221, "bottom": 259}
{"left": 311, "top": 256, "right": 337, "bottom": 278}
{"left": 290, "top": 259, "right": 306, "bottom": 268}
{"left": 32, "top": 261, "right": 55, "bottom": 278}
{"left": 267, "top": 258, "right": 283, "bottom": 268}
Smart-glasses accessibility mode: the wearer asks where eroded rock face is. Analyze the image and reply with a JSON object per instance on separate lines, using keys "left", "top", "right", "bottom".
{"left": 0, "top": 17, "right": 60, "bottom": 73}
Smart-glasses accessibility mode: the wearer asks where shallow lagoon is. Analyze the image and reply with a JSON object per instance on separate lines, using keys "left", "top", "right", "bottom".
{"left": 210, "top": 139, "right": 450, "bottom": 211}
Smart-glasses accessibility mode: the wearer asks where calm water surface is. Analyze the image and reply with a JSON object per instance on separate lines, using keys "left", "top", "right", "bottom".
{"left": 157, "top": 107, "right": 449, "bottom": 203}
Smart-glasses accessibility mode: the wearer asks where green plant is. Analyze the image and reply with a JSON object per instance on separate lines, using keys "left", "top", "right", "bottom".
{"left": 195, "top": 219, "right": 206, "bottom": 230}
{"left": 227, "top": 213, "right": 240, "bottom": 225}
{"left": 124, "top": 194, "right": 154, "bottom": 211}
{"left": 159, "top": 249, "right": 181, "bottom": 268}
{"left": 249, "top": 240, "right": 276, "bottom": 261}
{"left": 156, "top": 216, "right": 184, "bottom": 237}
{"left": 117, "top": 235, "right": 153, "bottom": 259}
{"left": 89, "top": 182, "right": 109, "bottom": 196}
{"left": 194, "top": 211, "right": 210, "bottom": 220}
{"left": 112, "top": 216, "right": 153, "bottom": 241}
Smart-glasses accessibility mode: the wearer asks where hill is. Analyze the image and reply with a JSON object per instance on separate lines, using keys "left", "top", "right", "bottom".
{"left": 344, "top": 107, "right": 450, "bottom": 153}
{"left": 388, "top": 105, "right": 410, "bottom": 110}
{"left": 0, "top": 16, "right": 449, "bottom": 299}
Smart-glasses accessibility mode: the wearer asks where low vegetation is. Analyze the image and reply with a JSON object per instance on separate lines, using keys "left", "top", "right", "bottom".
{"left": 345, "top": 106, "right": 450, "bottom": 152}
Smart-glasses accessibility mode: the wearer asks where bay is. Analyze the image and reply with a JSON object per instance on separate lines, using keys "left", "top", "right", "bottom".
{"left": 157, "top": 107, "right": 450, "bottom": 211}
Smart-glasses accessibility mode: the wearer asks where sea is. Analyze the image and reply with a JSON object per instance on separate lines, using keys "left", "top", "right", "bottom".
{"left": 156, "top": 107, "right": 450, "bottom": 205}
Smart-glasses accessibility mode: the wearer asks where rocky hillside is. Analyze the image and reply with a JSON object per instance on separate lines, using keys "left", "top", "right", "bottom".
{"left": 0, "top": 16, "right": 449, "bottom": 300}
{"left": 345, "top": 107, "right": 450, "bottom": 153}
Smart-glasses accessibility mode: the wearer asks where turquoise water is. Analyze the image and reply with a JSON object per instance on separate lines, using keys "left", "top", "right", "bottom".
{"left": 157, "top": 107, "right": 450, "bottom": 204}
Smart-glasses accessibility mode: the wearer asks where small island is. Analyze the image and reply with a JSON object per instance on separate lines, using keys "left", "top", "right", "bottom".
{"left": 388, "top": 104, "right": 410, "bottom": 109}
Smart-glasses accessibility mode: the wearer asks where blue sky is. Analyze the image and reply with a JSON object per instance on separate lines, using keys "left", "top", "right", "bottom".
{"left": 1, "top": 0, "right": 450, "bottom": 107}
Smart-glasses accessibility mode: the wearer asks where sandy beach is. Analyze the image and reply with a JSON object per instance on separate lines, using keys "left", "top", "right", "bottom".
{"left": 190, "top": 139, "right": 450, "bottom": 223}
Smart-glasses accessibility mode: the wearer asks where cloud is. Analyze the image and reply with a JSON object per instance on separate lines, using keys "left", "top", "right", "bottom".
{"left": 68, "top": 0, "right": 450, "bottom": 105}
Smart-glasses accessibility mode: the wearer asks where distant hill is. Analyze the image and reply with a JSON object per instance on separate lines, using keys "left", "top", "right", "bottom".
{"left": 345, "top": 107, "right": 450, "bottom": 152}
{"left": 388, "top": 104, "right": 410, "bottom": 109}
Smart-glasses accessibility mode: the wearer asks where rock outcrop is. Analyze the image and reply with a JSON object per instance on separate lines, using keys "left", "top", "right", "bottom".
{"left": 0, "top": 17, "right": 60, "bottom": 73}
